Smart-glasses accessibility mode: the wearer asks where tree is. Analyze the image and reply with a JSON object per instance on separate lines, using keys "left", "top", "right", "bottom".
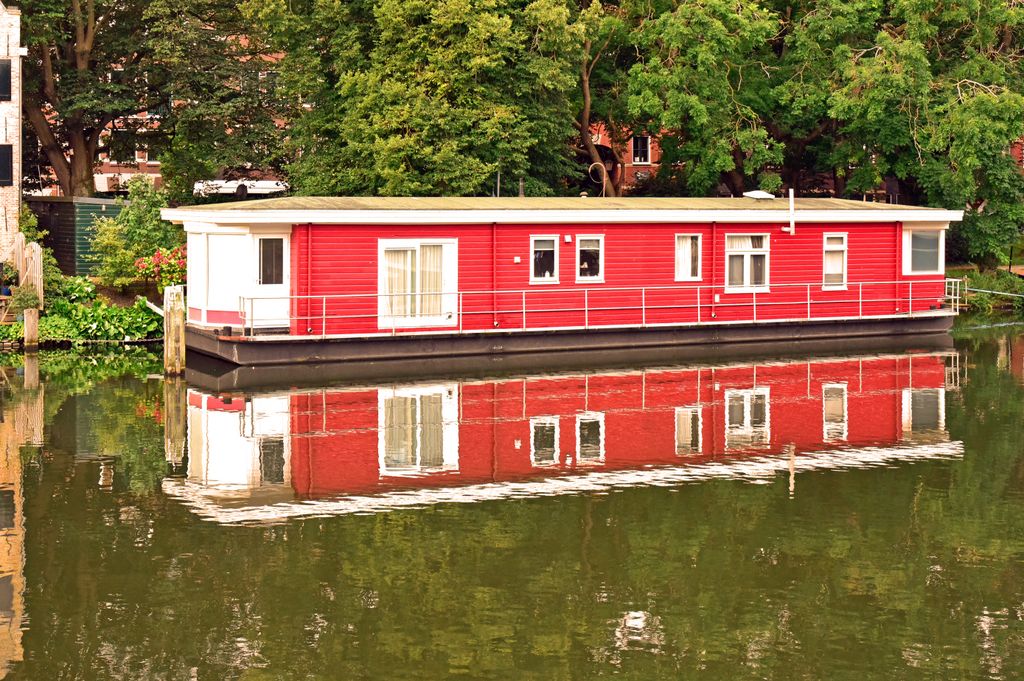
{"left": 21, "top": 0, "right": 284, "bottom": 197}
{"left": 247, "top": 0, "right": 580, "bottom": 196}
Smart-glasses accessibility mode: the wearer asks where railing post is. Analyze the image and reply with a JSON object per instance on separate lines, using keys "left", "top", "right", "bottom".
{"left": 321, "top": 296, "right": 327, "bottom": 335}
{"left": 458, "top": 292, "right": 463, "bottom": 333}
{"left": 697, "top": 286, "right": 701, "bottom": 323}
{"left": 909, "top": 281, "right": 914, "bottom": 315}
{"left": 642, "top": 288, "right": 647, "bottom": 327}
{"left": 584, "top": 289, "right": 589, "bottom": 329}
{"left": 521, "top": 290, "right": 526, "bottom": 330}
{"left": 753, "top": 291, "right": 757, "bottom": 322}
{"left": 806, "top": 284, "right": 811, "bottom": 319}
{"left": 249, "top": 297, "right": 254, "bottom": 337}
{"left": 859, "top": 282, "right": 863, "bottom": 318}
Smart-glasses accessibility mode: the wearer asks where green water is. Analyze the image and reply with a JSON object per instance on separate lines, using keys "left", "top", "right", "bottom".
{"left": 0, "top": 328, "right": 1022, "bottom": 680}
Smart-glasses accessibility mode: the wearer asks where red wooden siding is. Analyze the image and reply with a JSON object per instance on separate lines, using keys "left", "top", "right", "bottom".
{"left": 286, "top": 354, "right": 949, "bottom": 499}
{"left": 290, "top": 221, "right": 947, "bottom": 336}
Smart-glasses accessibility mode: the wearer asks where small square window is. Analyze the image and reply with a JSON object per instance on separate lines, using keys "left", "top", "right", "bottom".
{"left": 675, "top": 235, "right": 701, "bottom": 281}
{"left": 632, "top": 135, "right": 651, "bottom": 164}
{"left": 530, "top": 417, "right": 560, "bottom": 466}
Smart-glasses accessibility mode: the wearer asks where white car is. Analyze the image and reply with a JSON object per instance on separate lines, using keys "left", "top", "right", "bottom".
{"left": 193, "top": 179, "right": 289, "bottom": 198}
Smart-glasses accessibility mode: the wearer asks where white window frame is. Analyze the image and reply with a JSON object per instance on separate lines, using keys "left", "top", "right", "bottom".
{"left": 377, "top": 238, "right": 459, "bottom": 329}
{"left": 674, "top": 406, "right": 703, "bottom": 456}
{"left": 901, "top": 388, "right": 946, "bottom": 438}
{"left": 902, "top": 228, "right": 945, "bottom": 276}
{"left": 377, "top": 384, "right": 460, "bottom": 477}
{"left": 530, "top": 416, "right": 560, "bottom": 466}
{"left": 256, "top": 236, "right": 288, "bottom": 287}
{"left": 724, "top": 234, "right": 770, "bottom": 293}
{"left": 822, "top": 383, "right": 848, "bottom": 442}
{"left": 822, "top": 233, "right": 848, "bottom": 290}
{"left": 632, "top": 135, "right": 651, "bottom": 165}
{"left": 575, "top": 411, "right": 605, "bottom": 464}
{"left": 530, "top": 235, "right": 560, "bottom": 285}
{"left": 724, "top": 388, "right": 771, "bottom": 448}
{"left": 674, "top": 234, "right": 702, "bottom": 282}
{"left": 575, "top": 234, "right": 605, "bottom": 284}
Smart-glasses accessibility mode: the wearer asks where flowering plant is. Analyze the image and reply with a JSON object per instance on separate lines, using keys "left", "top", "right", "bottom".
{"left": 136, "top": 245, "right": 186, "bottom": 292}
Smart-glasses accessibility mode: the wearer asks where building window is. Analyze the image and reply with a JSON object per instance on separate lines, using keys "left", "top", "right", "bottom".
{"left": 531, "top": 236, "right": 558, "bottom": 283}
{"left": 0, "top": 145, "right": 12, "bottom": 187}
{"left": 378, "top": 385, "right": 459, "bottom": 475}
{"left": 576, "top": 235, "right": 604, "bottom": 282}
{"left": 675, "top": 407, "right": 702, "bottom": 456}
{"left": 258, "top": 237, "right": 284, "bottom": 285}
{"left": 822, "top": 383, "right": 848, "bottom": 442}
{"left": 632, "top": 135, "right": 650, "bottom": 164}
{"left": 725, "top": 388, "right": 770, "bottom": 448}
{"left": 823, "top": 234, "right": 847, "bottom": 288}
{"left": 903, "top": 230, "right": 944, "bottom": 275}
{"left": 576, "top": 412, "right": 605, "bottom": 464}
{"left": 0, "top": 60, "right": 11, "bottom": 102}
{"left": 901, "top": 388, "right": 946, "bottom": 440}
{"left": 378, "top": 239, "right": 457, "bottom": 327}
{"left": 725, "top": 235, "right": 769, "bottom": 290}
{"left": 530, "top": 416, "right": 560, "bottom": 466}
{"left": 675, "top": 234, "right": 701, "bottom": 281}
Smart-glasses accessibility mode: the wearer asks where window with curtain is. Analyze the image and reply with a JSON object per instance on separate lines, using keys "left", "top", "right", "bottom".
{"left": 382, "top": 242, "right": 447, "bottom": 322}
{"left": 675, "top": 407, "right": 701, "bottom": 455}
{"left": 259, "top": 437, "right": 286, "bottom": 484}
{"left": 675, "top": 235, "right": 701, "bottom": 280}
{"left": 577, "top": 236, "right": 603, "bottom": 281}
{"left": 910, "top": 231, "right": 941, "bottom": 273}
{"left": 823, "top": 234, "right": 847, "bottom": 287}
{"left": 725, "top": 389, "right": 770, "bottom": 448}
{"left": 822, "top": 384, "right": 847, "bottom": 441}
{"left": 531, "top": 237, "right": 558, "bottom": 282}
{"left": 382, "top": 392, "right": 447, "bottom": 471}
{"left": 725, "top": 235, "right": 769, "bottom": 289}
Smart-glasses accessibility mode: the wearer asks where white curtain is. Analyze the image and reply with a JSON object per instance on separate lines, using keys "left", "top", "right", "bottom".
{"left": 727, "top": 254, "right": 745, "bottom": 287}
{"left": 726, "top": 235, "right": 752, "bottom": 251}
{"left": 384, "top": 396, "right": 417, "bottom": 468}
{"left": 419, "top": 394, "right": 444, "bottom": 467}
{"left": 419, "top": 245, "right": 443, "bottom": 317}
{"left": 823, "top": 388, "right": 845, "bottom": 423}
{"left": 676, "top": 409, "right": 698, "bottom": 454}
{"left": 385, "top": 249, "right": 414, "bottom": 318}
{"left": 676, "top": 235, "right": 694, "bottom": 278}
{"left": 824, "top": 251, "right": 844, "bottom": 284}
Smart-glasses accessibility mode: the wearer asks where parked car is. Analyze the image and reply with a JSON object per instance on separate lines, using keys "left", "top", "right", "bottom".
{"left": 193, "top": 179, "right": 289, "bottom": 198}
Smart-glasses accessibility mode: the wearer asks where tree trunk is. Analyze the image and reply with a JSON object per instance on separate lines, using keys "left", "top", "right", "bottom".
{"left": 578, "top": 40, "right": 619, "bottom": 197}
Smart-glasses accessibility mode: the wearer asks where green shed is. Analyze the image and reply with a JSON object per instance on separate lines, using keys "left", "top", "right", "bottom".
{"left": 26, "top": 197, "right": 123, "bottom": 276}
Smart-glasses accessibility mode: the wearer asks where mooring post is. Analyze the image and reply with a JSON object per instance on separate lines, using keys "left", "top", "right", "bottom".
{"left": 164, "top": 285, "right": 186, "bottom": 376}
{"left": 22, "top": 308, "right": 38, "bottom": 352}
{"left": 163, "top": 377, "right": 186, "bottom": 466}
{"left": 23, "top": 352, "right": 38, "bottom": 390}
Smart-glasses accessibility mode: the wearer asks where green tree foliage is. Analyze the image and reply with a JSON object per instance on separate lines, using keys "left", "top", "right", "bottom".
{"left": 245, "top": 0, "right": 580, "bottom": 196}
{"left": 22, "top": 0, "right": 284, "bottom": 198}
{"left": 91, "top": 177, "right": 181, "bottom": 288}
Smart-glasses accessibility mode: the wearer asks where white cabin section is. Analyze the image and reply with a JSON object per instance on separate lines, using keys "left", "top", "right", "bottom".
{"left": 184, "top": 222, "right": 291, "bottom": 329}
{"left": 186, "top": 391, "right": 293, "bottom": 503}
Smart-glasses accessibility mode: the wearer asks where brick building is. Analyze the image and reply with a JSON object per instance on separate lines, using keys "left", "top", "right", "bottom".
{"left": 0, "top": 2, "right": 22, "bottom": 258}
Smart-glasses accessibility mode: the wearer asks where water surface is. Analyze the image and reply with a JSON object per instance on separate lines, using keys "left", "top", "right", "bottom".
{"left": 0, "top": 330, "right": 1021, "bottom": 679}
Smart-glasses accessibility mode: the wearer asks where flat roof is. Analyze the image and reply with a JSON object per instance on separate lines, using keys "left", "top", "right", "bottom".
{"left": 163, "top": 196, "right": 964, "bottom": 226}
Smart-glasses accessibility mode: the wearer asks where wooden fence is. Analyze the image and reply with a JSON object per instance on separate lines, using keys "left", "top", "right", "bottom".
{"left": 8, "top": 232, "right": 43, "bottom": 309}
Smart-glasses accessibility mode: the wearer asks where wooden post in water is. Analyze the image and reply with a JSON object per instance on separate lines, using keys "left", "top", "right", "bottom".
{"left": 22, "top": 353, "right": 38, "bottom": 390}
{"left": 164, "top": 285, "right": 186, "bottom": 376}
{"left": 163, "top": 377, "right": 186, "bottom": 466}
{"left": 22, "top": 308, "right": 37, "bottom": 352}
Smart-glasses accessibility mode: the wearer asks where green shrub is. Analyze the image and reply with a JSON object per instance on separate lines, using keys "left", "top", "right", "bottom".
{"left": 91, "top": 177, "right": 182, "bottom": 288}
{"left": 9, "top": 286, "right": 40, "bottom": 314}
{"left": 0, "top": 323, "right": 21, "bottom": 341}
{"left": 964, "top": 269, "right": 1024, "bottom": 314}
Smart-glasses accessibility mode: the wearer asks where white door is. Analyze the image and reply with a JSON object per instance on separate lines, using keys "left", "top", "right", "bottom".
{"left": 251, "top": 235, "right": 290, "bottom": 328}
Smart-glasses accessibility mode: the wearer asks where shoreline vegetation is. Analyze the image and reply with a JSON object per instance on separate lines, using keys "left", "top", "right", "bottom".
{"left": 2, "top": 180, "right": 180, "bottom": 349}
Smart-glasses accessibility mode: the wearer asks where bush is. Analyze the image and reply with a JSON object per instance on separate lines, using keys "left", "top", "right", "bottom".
{"left": 965, "top": 269, "right": 1024, "bottom": 314}
{"left": 8, "top": 286, "right": 40, "bottom": 314}
{"left": 135, "top": 245, "right": 186, "bottom": 292}
{"left": 91, "top": 176, "right": 183, "bottom": 288}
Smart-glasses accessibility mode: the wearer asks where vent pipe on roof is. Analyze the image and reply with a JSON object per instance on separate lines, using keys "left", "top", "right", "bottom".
{"left": 782, "top": 188, "right": 796, "bottom": 234}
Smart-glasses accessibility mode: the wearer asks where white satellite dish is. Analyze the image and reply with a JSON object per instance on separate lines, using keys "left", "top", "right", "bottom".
{"left": 742, "top": 190, "right": 776, "bottom": 200}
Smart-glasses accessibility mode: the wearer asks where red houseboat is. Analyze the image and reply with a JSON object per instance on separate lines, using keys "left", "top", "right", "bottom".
{"left": 165, "top": 351, "right": 961, "bottom": 524}
{"left": 161, "top": 196, "right": 964, "bottom": 366}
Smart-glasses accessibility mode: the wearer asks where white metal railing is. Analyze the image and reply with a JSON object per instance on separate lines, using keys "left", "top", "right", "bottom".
{"left": 235, "top": 278, "right": 961, "bottom": 338}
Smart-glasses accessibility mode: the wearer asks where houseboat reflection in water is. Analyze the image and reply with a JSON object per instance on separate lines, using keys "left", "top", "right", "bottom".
{"left": 165, "top": 352, "right": 962, "bottom": 524}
